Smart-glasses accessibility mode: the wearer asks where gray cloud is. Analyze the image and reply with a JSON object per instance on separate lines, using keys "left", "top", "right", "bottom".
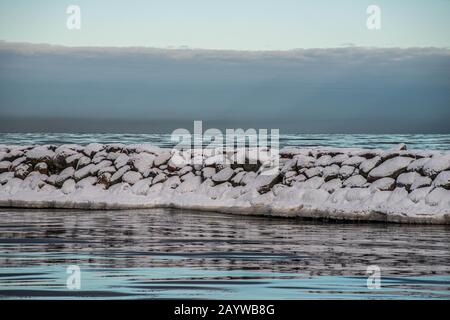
{"left": 0, "top": 42, "right": 449, "bottom": 133}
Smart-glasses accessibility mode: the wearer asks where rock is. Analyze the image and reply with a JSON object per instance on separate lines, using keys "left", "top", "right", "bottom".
{"left": 321, "top": 178, "right": 342, "bottom": 193}
{"left": 433, "top": 171, "right": 450, "bottom": 189}
{"left": 425, "top": 187, "right": 450, "bottom": 206}
{"left": 299, "top": 176, "right": 325, "bottom": 189}
{"left": 202, "top": 167, "right": 216, "bottom": 179}
{"left": 110, "top": 165, "right": 131, "bottom": 184}
{"left": 0, "top": 172, "right": 14, "bottom": 184}
{"left": 114, "top": 154, "right": 130, "bottom": 169}
{"left": 131, "top": 178, "right": 153, "bottom": 195}
{"left": 152, "top": 173, "right": 167, "bottom": 184}
{"left": 322, "top": 164, "right": 340, "bottom": 181}
{"left": 14, "top": 164, "right": 32, "bottom": 179}
{"left": 316, "top": 155, "right": 332, "bottom": 167}
{"left": 74, "top": 164, "right": 95, "bottom": 181}
{"left": 240, "top": 171, "right": 258, "bottom": 185}
{"left": 422, "top": 155, "right": 450, "bottom": 178}
{"left": 11, "top": 156, "right": 26, "bottom": 168}
{"left": 26, "top": 146, "right": 55, "bottom": 161}
{"left": 343, "top": 175, "right": 367, "bottom": 188}
{"left": 367, "top": 157, "right": 414, "bottom": 181}
{"left": 0, "top": 160, "right": 11, "bottom": 173}
{"left": 61, "top": 179, "right": 76, "bottom": 194}
{"left": 330, "top": 154, "right": 349, "bottom": 165}
{"left": 410, "top": 175, "right": 432, "bottom": 190}
{"left": 163, "top": 176, "right": 181, "bottom": 189}
{"left": 122, "top": 171, "right": 142, "bottom": 185}
{"left": 212, "top": 167, "right": 234, "bottom": 183}
{"left": 177, "top": 176, "right": 202, "bottom": 193}
{"left": 342, "top": 156, "right": 366, "bottom": 167}
{"left": 34, "top": 162, "right": 48, "bottom": 175}
{"left": 76, "top": 156, "right": 91, "bottom": 170}
{"left": 231, "top": 171, "right": 246, "bottom": 185}
{"left": 90, "top": 160, "right": 112, "bottom": 175}
{"left": 179, "top": 166, "right": 193, "bottom": 176}
{"left": 359, "top": 156, "right": 382, "bottom": 175}
{"left": 46, "top": 174, "right": 58, "bottom": 186}
{"left": 339, "top": 165, "right": 355, "bottom": 179}
{"left": 132, "top": 152, "right": 156, "bottom": 177}
{"left": 97, "top": 172, "right": 112, "bottom": 187}
{"left": 98, "top": 166, "right": 116, "bottom": 175}
{"left": 304, "top": 167, "right": 322, "bottom": 179}
{"left": 55, "top": 167, "right": 75, "bottom": 187}
{"left": 247, "top": 173, "right": 282, "bottom": 193}
{"left": 369, "top": 177, "right": 395, "bottom": 191}
{"left": 168, "top": 152, "right": 189, "bottom": 171}
{"left": 65, "top": 153, "right": 82, "bottom": 167}
{"left": 180, "top": 172, "right": 195, "bottom": 182}
{"left": 407, "top": 158, "right": 430, "bottom": 172}
{"left": 280, "top": 159, "right": 297, "bottom": 174}
{"left": 408, "top": 186, "right": 433, "bottom": 203}
{"left": 76, "top": 176, "right": 97, "bottom": 189}
{"left": 295, "top": 155, "right": 316, "bottom": 169}
{"left": 83, "top": 143, "right": 104, "bottom": 157}
{"left": 279, "top": 147, "right": 305, "bottom": 158}
{"left": 396, "top": 172, "right": 422, "bottom": 190}
{"left": 154, "top": 152, "right": 171, "bottom": 167}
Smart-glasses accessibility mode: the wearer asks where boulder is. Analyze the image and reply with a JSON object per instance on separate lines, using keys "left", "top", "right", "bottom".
{"left": 370, "top": 177, "right": 395, "bottom": 191}
{"left": 342, "top": 156, "right": 366, "bottom": 167}
{"left": 359, "top": 156, "right": 382, "bottom": 175}
{"left": 422, "top": 155, "right": 450, "bottom": 178}
{"left": 0, "top": 160, "right": 11, "bottom": 173}
{"left": 14, "top": 164, "right": 32, "bottom": 179}
{"left": 433, "top": 171, "right": 450, "bottom": 189}
{"left": 110, "top": 165, "right": 131, "bottom": 184}
{"left": 367, "top": 157, "right": 414, "bottom": 181}
{"left": 74, "top": 164, "right": 95, "bottom": 181}
{"left": 154, "top": 152, "right": 171, "bottom": 167}
{"left": 61, "top": 179, "right": 76, "bottom": 194}
{"left": 55, "top": 167, "right": 75, "bottom": 187}
{"left": 321, "top": 178, "right": 342, "bottom": 193}
{"left": 83, "top": 143, "right": 104, "bottom": 157}
{"left": 122, "top": 171, "right": 142, "bottom": 185}
{"left": 343, "top": 175, "right": 367, "bottom": 188}
{"left": 212, "top": 167, "right": 234, "bottom": 183}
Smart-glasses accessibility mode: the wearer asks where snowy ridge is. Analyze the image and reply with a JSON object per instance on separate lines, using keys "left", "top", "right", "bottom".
{"left": 0, "top": 143, "right": 449, "bottom": 224}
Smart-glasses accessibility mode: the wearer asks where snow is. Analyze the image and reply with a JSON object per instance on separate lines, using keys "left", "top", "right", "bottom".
{"left": 369, "top": 177, "right": 395, "bottom": 191}
{"left": 422, "top": 155, "right": 450, "bottom": 177}
{"left": 55, "top": 167, "right": 75, "bottom": 186}
{"left": 368, "top": 157, "right": 414, "bottom": 180}
{"left": 359, "top": 156, "right": 381, "bottom": 174}
{"left": 122, "top": 171, "right": 143, "bottom": 185}
{"left": 153, "top": 152, "right": 171, "bottom": 167}
{"left": 433, "top": 171, "right": 450, "bottom": 188}
{"left": 212, "top": 167, "right": 234, "bottom": 183}
{"left": 0, "top": 143, "right": 449, "bottom": 224}
{"left": 26, "top": 146, "right": 55, "bottom": 160}
{"left": 343, "top": 175, "right": 367, "bottom": 188}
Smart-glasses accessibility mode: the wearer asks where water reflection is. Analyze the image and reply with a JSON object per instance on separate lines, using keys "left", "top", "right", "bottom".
{"left": 0, "top": 208, "right": 449, "bottom": 299}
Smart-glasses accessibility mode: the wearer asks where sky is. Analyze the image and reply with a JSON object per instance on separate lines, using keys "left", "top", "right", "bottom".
{"left": 0, "top": 0, "right": 449, "bottom": 49}
{"left": 0, "top": 1, "right": 449, "bottom": 133}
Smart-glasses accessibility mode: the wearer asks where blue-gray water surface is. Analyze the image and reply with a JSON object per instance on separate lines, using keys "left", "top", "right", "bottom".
{"left": 0, "top": 208, "right": 449, "bottom": 300}
{"left": 0, "top": 133, "right": 449, "bottom": 150}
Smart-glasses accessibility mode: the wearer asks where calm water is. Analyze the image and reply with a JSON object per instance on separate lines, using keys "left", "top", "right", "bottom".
{"left": 1, "top": 133, "right": 449, "bottom": 150}
{"left": 0, "top": 208, "right": 449, "bottom": 300}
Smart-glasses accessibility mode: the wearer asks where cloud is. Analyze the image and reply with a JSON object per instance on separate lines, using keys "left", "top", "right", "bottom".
{"left": 0, "top": 41, "right": 449, "bottom": 133}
